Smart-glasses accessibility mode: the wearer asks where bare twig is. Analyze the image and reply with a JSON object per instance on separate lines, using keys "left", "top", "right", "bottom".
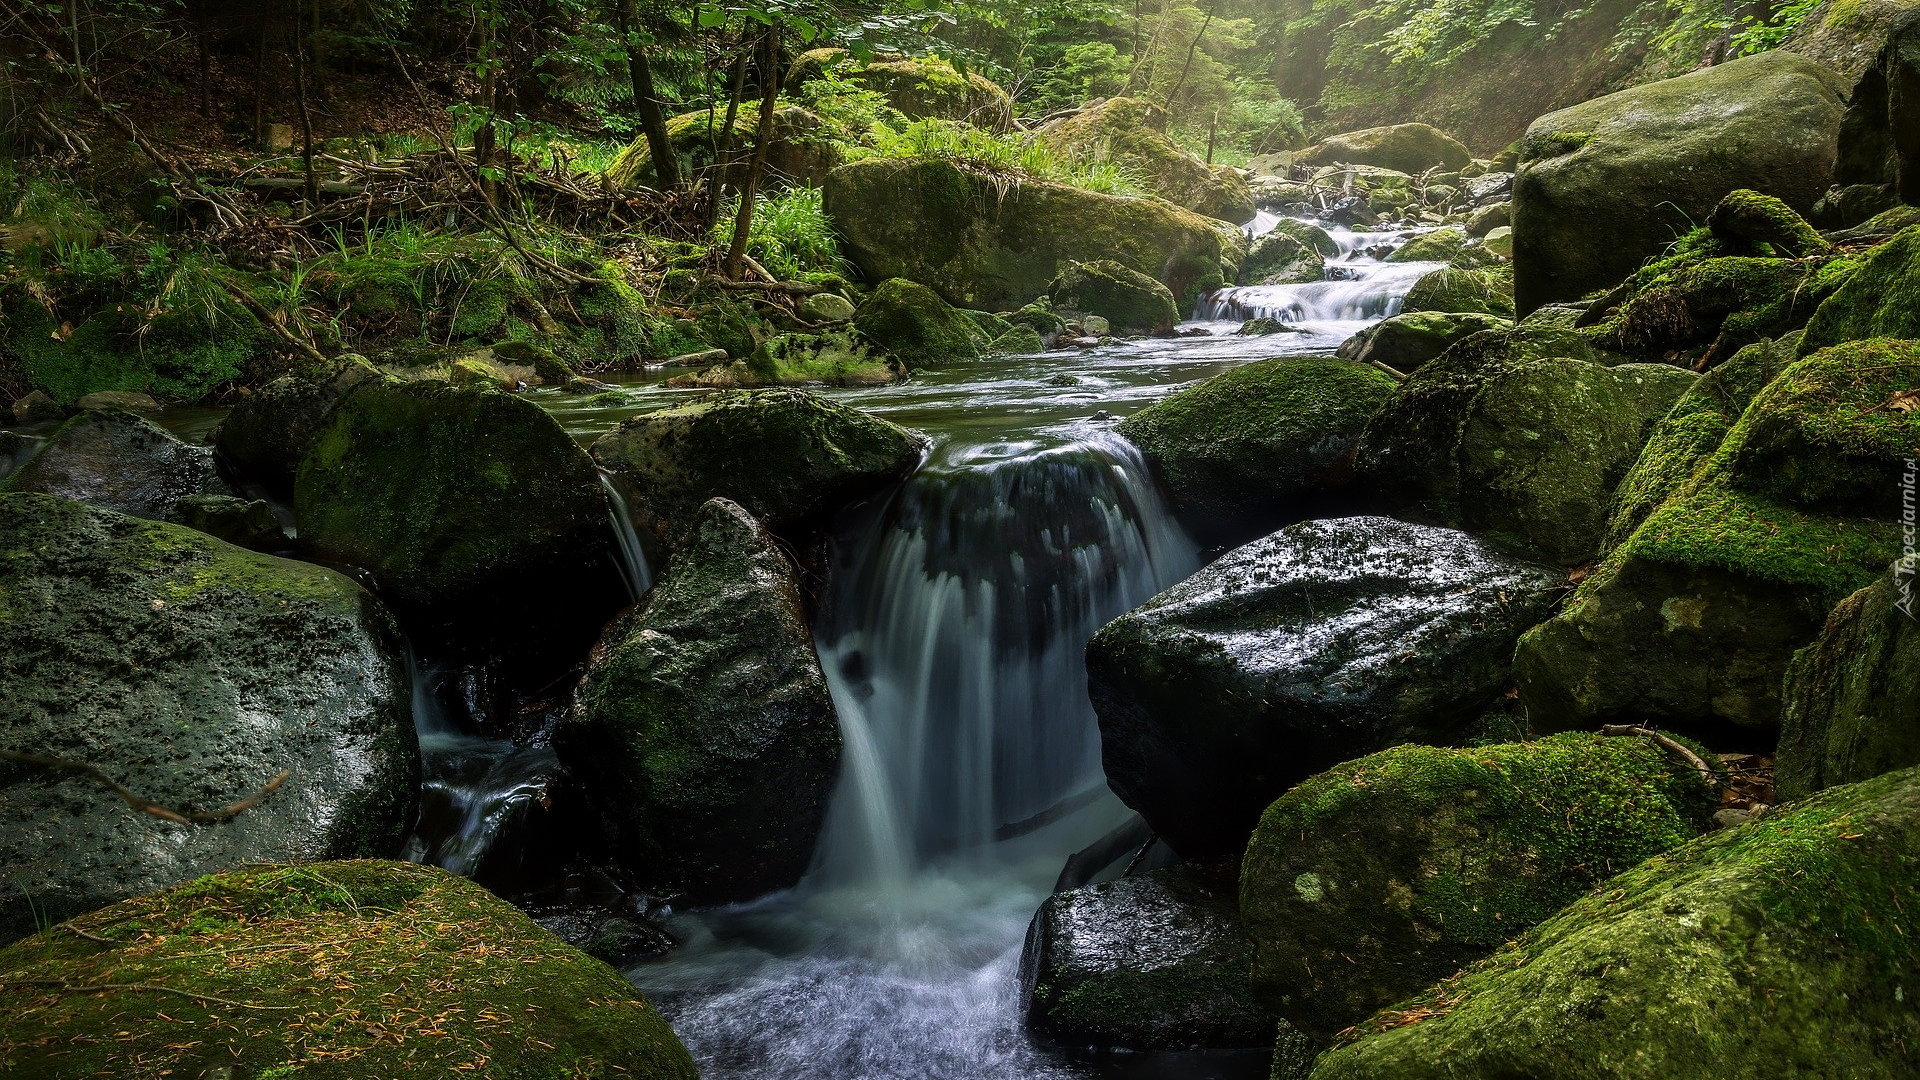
{"left": 0, "top": 979, "right": 293, "bottom": 1011}
{"left": 1598, "top": 724, "right": 1718, "bottom": 789}
{"left": 0, "top": 749, "right": 289, "bottom": 825}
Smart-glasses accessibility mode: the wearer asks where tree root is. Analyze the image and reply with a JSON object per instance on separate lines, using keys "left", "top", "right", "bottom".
{"left": 0, "top": 749, "right": 289, "bottom": 825}
{"left": 1598, "top": 724, "right": 1719, "bottom": 789}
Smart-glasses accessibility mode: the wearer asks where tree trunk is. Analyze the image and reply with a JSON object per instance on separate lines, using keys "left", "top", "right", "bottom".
{"left": 706, "top": 49, "right": 748, "bottom": 230}
{"left": 294, "top": 25, "right": 318, "bottom": 204}
{"left": 725, "top": 25, "right": 780, "bottom": 280}
{"left": 619, "top": 0, "right": 680, "bottom": 190}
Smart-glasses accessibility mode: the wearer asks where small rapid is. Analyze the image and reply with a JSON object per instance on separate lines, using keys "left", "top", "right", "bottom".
{"left": 1194, "top": 219, "right": 1438, "bottom": 328}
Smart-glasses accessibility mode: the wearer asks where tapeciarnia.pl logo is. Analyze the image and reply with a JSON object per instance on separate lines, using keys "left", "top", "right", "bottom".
{"left": 1900, "top": 458, "right": 1917, "bottom": 621}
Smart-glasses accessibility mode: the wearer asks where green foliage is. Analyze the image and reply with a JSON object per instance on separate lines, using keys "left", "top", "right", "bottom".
{"left": 1023, "top": 41, "right": 1131, "bottom": 116}
{"left": 866, "top": 118, "right": 1146, "bottom": 194}
{"left": 711, "top": 186, "right": 850, "bottom": 279}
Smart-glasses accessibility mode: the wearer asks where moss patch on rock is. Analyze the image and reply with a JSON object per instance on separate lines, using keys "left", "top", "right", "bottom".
{"left": 1401, "top": 268, "right": 1515, "bottom": 318}
{"left": 1242, "top": 732, "right": 1717, "bottom": 1041}
{"left": 853, "top": 277, "right": 988, "bottom": 368}
{"left": 1049, "top": 259, "right": 1179, "bottom": 333}
{"left": 0, "top": 860, "right": 697, "bottom": 1079}
{"left": 1038, "top": 97, "right": 1255, "bottom": 223}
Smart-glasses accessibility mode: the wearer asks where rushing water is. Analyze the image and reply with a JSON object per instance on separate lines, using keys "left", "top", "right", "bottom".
{"left": 390, "top": 218, "right": 1437, "bottom": 1079}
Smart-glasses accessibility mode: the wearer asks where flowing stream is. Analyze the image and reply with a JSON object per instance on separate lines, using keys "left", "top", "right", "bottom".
{"left": 409, "top": 220, "right": 1434, "bottom": 1079}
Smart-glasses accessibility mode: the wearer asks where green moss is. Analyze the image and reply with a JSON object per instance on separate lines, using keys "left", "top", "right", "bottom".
{"left": 1314, "top": 767, "right": 1920, "bottom": 1079}
{"left": 1401, "top": 268, "right": 1515, "bottom": 318}
{"left": 851, "top": 277, "right": 986, "bottom": 368}
{"left": 1387, "top": 228, "right": 1490, "bottom": 267}
{"left": 1241, "top": 732, "right": 1717, "bottom": 1040}
{"left": 1600, "top": 255, "right": 1847, "bottom": 363}
{"left": 1708, "top": 188, "right": 1829, "bottom": 257}
{"left": 1, "top": 300, "right": 258, "bottom": 405}
{"left": 0, "top": 861, "right": 697, "bottom": 1079}
{"left": 1048, "top": 259, "right": 1179, "bottom": 333}
{"left": 1800, "top": 225, "right": 1920, "bottom": 352}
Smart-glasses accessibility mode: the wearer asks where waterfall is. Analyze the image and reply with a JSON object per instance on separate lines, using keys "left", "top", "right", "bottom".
{"left": 810, "top": 430, "right": 1199, "bottom": 888}
{"left": 1198, "top": 220, "right": 1440, "bottom": 325}
{"left": 601, "top": 469, "right": 652, "bottom": 600}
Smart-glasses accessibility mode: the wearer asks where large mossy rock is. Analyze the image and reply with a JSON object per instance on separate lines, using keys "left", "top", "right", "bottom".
{"left": 1400, "top": 267, "right": 1514, "bottom": 318}
{"left": 1087, "top": 517, "right": 1564, "bottom": 859}
{"left": 1799, "top": 224, "right": 1920, "bottom": 352}
{"left": 854, "top": 56, "right": 1013, "bottom": 129}
{"left": 1337, "top": 311, "right": 1511, "bottom": 374}
{"left": 1039, "top": 97, "right": 1256, "bottom": 223}
{"left": 825, "top": 157, "right": 1228, "bottom": 312}
{"left": 1241, "top": 231, "right": 1327, "bottom": 286}
{"left": 1356, "top": 338, "right": 1696, "bottom": 564}
{"left": 0, "top": 860, "right": 697, "bottom": 1079}
{"left": 604, "top": 104, "right": 844, "bottom": 190}
{"left": 1514, "top": 338, "right": 1920, "bottom": 737}
{"left": 1117, "top": 358, "right": 1399, "bottom": 546}
{"left": 1587, "top": 251, "right": 1852, "bottom": 368}
{"left": 1513, "top": 51, "right": 1850, "bottom": 314}
{"left": 1776, "top": 566, "right": 1920, "bottom": 801}
{"left": 3, "top": 409, "right": 232, "bottom": 520}
{"left": 1241, "top": 733, "right": 1716, "bottom": 1042}
{"left": 852, "top": 277, "right": 989, "bottom": 368}
{"left": 1307, "top": 766, "right": 1920, "bottom": 1080}
{"left": 0, "top": 494, "right": 416, "bottom": 943}
{"left": 554, "top": 498, "right": 839, "bottom": 903}
{"left": 1786, "top": 0, "right": 1920, "bottom": 79}
{"left": 1049, "top": 259, "right": 1180, "bottom": 334}
{"left": 589, "top": 387, "right": 926, "bottom": 551}
{"left": 1022, "top": 864, "right": 1277, "bottom": 1051}
{"left": 294, "top": 377, "right": 621, "bottom": 667}
{"left": 1296, "top": 124, "right": 1472, "bottom": 175}
{"left": 216, "top": 360, "right": 381, "bottom": 493}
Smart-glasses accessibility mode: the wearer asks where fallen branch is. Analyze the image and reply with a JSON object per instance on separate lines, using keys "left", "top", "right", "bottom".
{"left": 1598, "top": 724, "right": 1718, "bottom": 789}
{"left": 219, "top": 284, "right": 329, "bottom": 366}
{"left": 0, "top": 749, "right": 289, "bottom": 825}
{"left": 0, "top": 979, "right": 293, "bottom": 1011}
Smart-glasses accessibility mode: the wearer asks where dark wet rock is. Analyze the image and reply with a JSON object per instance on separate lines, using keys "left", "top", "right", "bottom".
{"left": 1513, "top": 51, "right": 1849, "bottom": 313}
{"left": 590, "top": 387, "right": 926, "bottom": 553}
{"left": 1240, "top": 732, "right": 1716, "bottom": 1042}
{"left": 11, "top": 390, "right": 64, "bottom": 424}
{"left": 1050, "top": 259, "right": 1180, "bottom": 334}
{"left": 852, "top": 278, "right": 988, "bottom": 369}
{"left": 1309, "top": 766, "right": 1920, "bottom": 1080}
{"left": 555, "top": 499, "right": 840, "bottom": 903}
{"left": 1088, "top": 516, "right": 1564, "bottom": 858}
{"left": 1118, "top": 358, "right": 1398, "bottom": 547}
{"left": 1296, "top": 124, "right": 1472, "bottom": 175}
{"left": 3, "top": 409, "right": 233, "bottom": 519}
{"left": 0, "top": 430, "right": 42, "bottom": 481}
{"left": 164, "top": 493, "right": 286, "bottom": 550}
{"left": 1515, "top": 338, "right": 1920, "bottom": 737}
{"left": 0, "top": 494, "right": 417, "bottom": 944}
{"left": 825, "top": 157, "right": 1229, "bottom": 313}
{"left": 1821, "top": 9, "right": 1920, "bottom": 214}
{"left": 295, "top": 377, "right": 621, "bottom": 669}
{"left": 1335, "top": 311, "right": 1510, "bottom": 374}
{"left": 1237, "top": 317, "right": 1300, "bottom": 336}
{"left": 1776, "top": 565, "right": 1920, "bottom": 800}
{"left": 0, "top": 860, "right": 698, "bottom": 1078}
{"left": 1356, "top": 342, "right": 1696, "bottom": 564}
{"left": 1023, "top": 864, "right": 1278, "bottom": 1051}
{"left": 530, "top": 905, "right": 677, "bottom": 967}
{"left": 215, "top": 360, "right": 382, "bottom": 493}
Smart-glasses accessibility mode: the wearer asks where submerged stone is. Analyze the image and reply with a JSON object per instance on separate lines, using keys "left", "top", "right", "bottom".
{"left": 0, "top": 494, "right": 416, "bottom": 943}
{"left": 1088, "top": 517, "right": 1564, "bottom": 859}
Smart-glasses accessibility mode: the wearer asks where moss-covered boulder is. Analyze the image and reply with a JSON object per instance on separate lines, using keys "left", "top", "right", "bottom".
{"left": 1800, "top": 224, "right": 1920, "bottom": 353}
{"left": 1785, "top": 0, "right": 1920, "bottom": 79}
{"left": 1401, "top": 267, "right": 1515, "bottom": 318}
{"left": 554, "top": 499, "right": 838, "bottom": 903}
{"left": 589, "top": 387, "right": 926, "bottom": 552}
{"left": 2, "top": 408, "right": 234, "bottom": 520}
{"left": 1049, "top": 259, "right": 1180, "bottom": 334}
{"left": 854, "top": 56, "right": 1013, "bottom": 129}
{"left": 1039, "top": 97, "right": 1256, "bottom": 223}
{"left": 1776, "top": 566, "right": 1920, "bottom": 801}
{"left": 825, "top": 157, "right": 1229, "bottom": 312}
{"left": 1386, "top": 228, "right": 1492, "bottom": 268}
{"left": 1708, "top": 188, "right": 1830, "bottom": 257}
{"left": 1356, "top": 327, "right": 1692, "bottom": 563}
{"left": 1337, "top": 311, "right": 1511, "bottom": 374}
{"left": 1512, "top": 51, "right": 1850, "bottom": 313}
{"left": 1241, "top": 232, "right": 1326, "bottom": 286}
{"left": 216, "top": 360, "right": 382, "bottom": 494}
{"left": 1308, "top": 765, "right": 1920, "bottom": 1080}
{"left": 0, "top": 494, "right": 416, "bottom": 943}
{"left": 1022, "top": 864, "right": 1277, "bottom": 1051}
{"left": 1088, "top": 516, "right": 1564, "bottom": 859}
{"left": 1514, "top": 338, "right": 1920, "bottom": 736}
{"left": 294, "top": 378, "right": 621, "bottom": 668}
{"left": 604, "top": 104, "right": 844, "bottom": 190}
{"left": 1242, "top": 732, "right": 1716, "bottom": 1041}
{"left": 852, "top": 277, "right": 989, "bottom": 368}
{"left": 0, "top": 860, "right": 697, "bottom": 1078}
{"left": 1117, "top": 357, "right": 1399, "bottom": 546}
{"left": 1296, "top": 124, "right": 1472, "bottom": 175}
